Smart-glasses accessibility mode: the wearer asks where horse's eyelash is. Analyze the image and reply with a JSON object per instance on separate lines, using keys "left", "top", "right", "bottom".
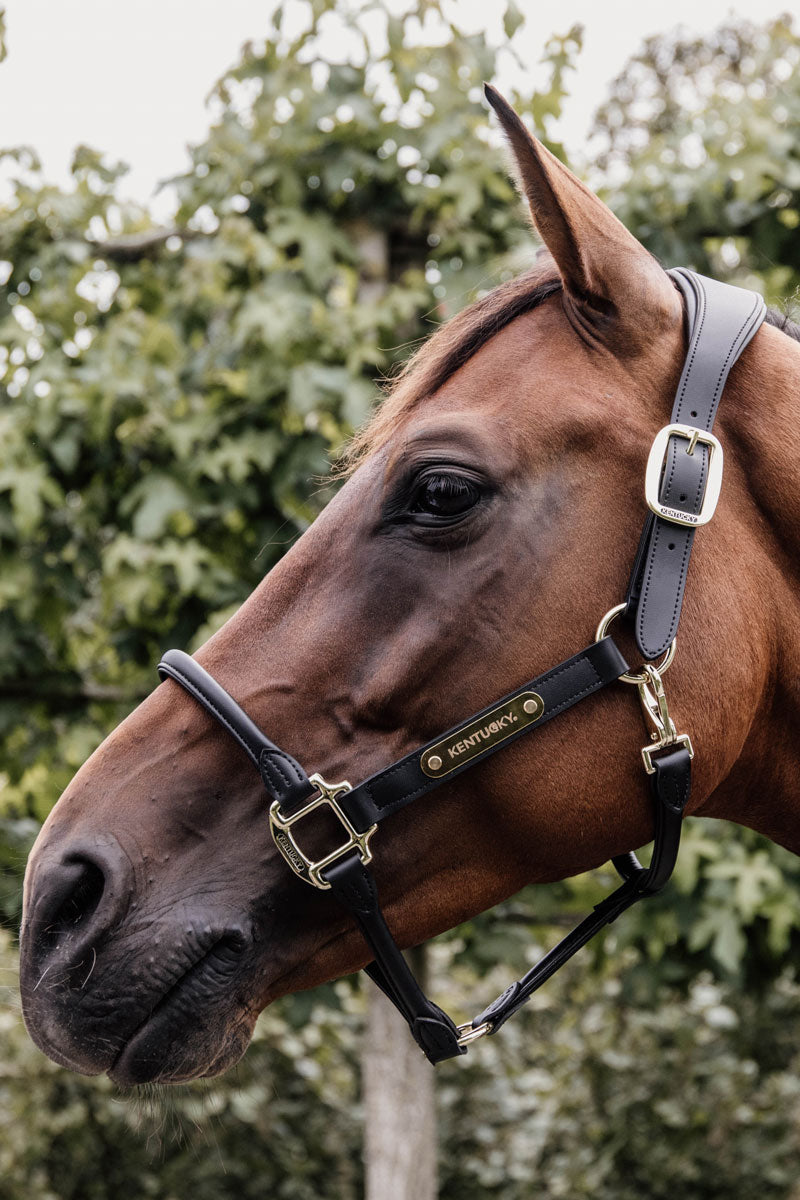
{"left": 384, "top": 465, "right": 484, "bottom": 515}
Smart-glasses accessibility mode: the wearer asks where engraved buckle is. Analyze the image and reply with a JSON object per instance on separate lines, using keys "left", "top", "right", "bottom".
{"left": 645, "top": 423, "right": 723, "bottom": 527}
{"left": 268, "top": 773, "right": 377, "bottom": 890}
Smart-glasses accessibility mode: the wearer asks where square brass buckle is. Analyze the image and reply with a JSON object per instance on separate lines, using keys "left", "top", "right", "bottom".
{"left": 644, "top": 423, "right": 724, "bottom": 527}
{"left": 268, "top": 773, "right": 378, "bottom": 890}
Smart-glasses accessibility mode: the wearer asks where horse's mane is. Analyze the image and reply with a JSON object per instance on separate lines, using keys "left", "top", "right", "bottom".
{"left": 342, "top": 260, "right": 800, "bottom": 473}
{"left": 765, "top": 305, "right": 800, "bottom": 342}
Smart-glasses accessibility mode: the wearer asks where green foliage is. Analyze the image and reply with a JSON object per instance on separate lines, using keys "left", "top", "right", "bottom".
{"left": 594, "top": 15, "right": 800, "bottom": 300}
{"left": 439, "top": 959, "right": 800, "bottom": 1200}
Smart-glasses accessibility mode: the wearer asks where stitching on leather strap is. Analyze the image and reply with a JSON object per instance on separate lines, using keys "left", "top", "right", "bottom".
{"left": 331, "top": 861, "right": 377, "bottom": 913}
{"left": 340, "top": 880, "right": 373, "bottom": 913}
{"left": 656, "top": 754, "right": 691, "bottom": 814}
{"left": 637, "top": 436, "right": 703, "bottom": 656}
{"left": 161, "top": 664, "right": 261, "bottom": 763}
{"left": 637, "top": 520, "right": 693, "bottom": 657}
{"left": 675, "top": 282, "right": 706, "bottom": 411}
{"left": 261, "top": 749, "right": 304, "bottom": 792}
{"left": 701, "top": 295, "right": 762, "bottom": 416}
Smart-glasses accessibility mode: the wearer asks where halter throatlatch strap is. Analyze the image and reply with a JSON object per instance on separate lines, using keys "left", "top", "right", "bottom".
{"left": 625, "top": 269, "right": 766, "bottom": 658}
{"left": 472, "top": 743, "right": 691, "bottom": 1035}
{"left": 155, "top": 266, "right": 764, "bottom": 1064}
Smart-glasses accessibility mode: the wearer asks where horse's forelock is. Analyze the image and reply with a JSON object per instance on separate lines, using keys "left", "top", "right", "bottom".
{"left": 340, "top": 262, "right": 562, "bottom": 474}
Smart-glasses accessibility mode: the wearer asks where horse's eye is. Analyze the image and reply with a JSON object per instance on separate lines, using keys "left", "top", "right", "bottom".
{"left": 411, "top": 472, "right": 481, "bottom": 518}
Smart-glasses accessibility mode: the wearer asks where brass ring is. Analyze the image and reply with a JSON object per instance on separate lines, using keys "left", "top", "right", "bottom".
{"left": 595, "top": 603, "right": 676, "bottom": 685}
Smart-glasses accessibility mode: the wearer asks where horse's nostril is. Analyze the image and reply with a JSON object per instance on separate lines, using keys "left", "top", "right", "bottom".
{"left": 23, "top": 837, "right": 133, "bottom": 971}
{"left": 40, "top": 858, "right": 106, "bottom": 950}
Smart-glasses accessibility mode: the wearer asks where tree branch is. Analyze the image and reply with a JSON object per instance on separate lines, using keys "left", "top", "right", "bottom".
{"left": 0, "top": 681, "right": 146, "bottom": 703}
{"left": 86, "top": 227, "right": 210, "bottom": 262}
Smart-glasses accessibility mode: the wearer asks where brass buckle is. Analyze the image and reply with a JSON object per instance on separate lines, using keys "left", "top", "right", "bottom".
{"left": 268, "top": 773, "right": 377, "bottom": 890}
{"left": 644, "top": 423, "right": 724, "bottom": 527}
{"left": 637, "top": 663, "right": 694, "bottom": 774}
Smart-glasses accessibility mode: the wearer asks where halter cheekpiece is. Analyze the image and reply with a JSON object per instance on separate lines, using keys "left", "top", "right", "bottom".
{"left": 158, "top": 269, "right": 766, "bottom": 1063}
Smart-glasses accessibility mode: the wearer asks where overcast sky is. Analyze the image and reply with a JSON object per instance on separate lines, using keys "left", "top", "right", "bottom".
{"left": 2, "top": 0, "right": 799, "bottom": 218}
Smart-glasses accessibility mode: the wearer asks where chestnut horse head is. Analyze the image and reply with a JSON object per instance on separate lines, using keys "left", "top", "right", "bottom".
{"left": 20, "top": 89, "right": 800, "bottom": 1085}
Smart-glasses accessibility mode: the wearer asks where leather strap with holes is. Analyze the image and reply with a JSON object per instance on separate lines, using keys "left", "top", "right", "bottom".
{"left": 625, "top": 269, "right": 765, "bottom": 658}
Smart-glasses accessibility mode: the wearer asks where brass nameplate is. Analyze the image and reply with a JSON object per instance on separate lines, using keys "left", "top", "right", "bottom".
{"left": 420, "top": 691, "right": 544, "bottom": 779}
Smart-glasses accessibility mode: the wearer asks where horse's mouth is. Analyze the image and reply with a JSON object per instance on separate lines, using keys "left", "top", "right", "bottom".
{"left": 108, "top": 931, "right": 253, "bottom": 1086}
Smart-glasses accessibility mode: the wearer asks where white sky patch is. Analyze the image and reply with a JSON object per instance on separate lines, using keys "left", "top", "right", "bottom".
{"left": 0, "top": 0, "right": 799, "bottom": 219}
{"left": 75, "top": 268, "right": 121, "bottom": 313}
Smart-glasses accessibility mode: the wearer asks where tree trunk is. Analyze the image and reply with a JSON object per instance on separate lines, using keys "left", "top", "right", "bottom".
{"left": 355, "top": 226, "right": 437, "bottom": 1199}
{"left": 362, "top": 946, "right": 437, "bottom": 1200}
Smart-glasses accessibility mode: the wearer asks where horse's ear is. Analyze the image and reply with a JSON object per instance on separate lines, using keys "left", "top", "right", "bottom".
{"left": 484, "top": 84, "right": 680, "bottom": 346}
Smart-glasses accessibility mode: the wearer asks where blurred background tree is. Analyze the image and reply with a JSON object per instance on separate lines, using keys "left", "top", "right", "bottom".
{"left": 3, "top": 2, "right": 800, "bottom": 1197}
{"left": 593, "top": 15, "right": 800, "bottom": 298}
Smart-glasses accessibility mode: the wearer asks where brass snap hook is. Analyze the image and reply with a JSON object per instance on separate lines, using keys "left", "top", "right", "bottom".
{"left": 636, "top": 663, "right": 694, "bottom": 774}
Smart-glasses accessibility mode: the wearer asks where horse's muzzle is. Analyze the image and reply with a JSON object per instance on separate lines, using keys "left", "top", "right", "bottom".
{"left": 20, "top": 832, "right": 255, "bottom": 1082}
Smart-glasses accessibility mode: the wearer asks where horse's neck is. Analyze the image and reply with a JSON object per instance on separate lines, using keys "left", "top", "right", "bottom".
{"left": 707, "top": 323, "right": 800, "bottom": 851}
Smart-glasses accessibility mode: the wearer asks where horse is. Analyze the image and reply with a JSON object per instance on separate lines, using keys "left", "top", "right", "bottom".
{"left": 19, "top": 86, "right": 800, "bottom": 1086}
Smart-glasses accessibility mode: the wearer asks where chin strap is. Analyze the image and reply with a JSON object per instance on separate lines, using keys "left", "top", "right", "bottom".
{"left": 326, "top": 742, "right": 690, "bottom": 1060}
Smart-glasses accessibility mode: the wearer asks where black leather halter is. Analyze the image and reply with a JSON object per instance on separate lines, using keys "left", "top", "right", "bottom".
{"left": 157, "top": 269, "right": 765, "bottom": 1064}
